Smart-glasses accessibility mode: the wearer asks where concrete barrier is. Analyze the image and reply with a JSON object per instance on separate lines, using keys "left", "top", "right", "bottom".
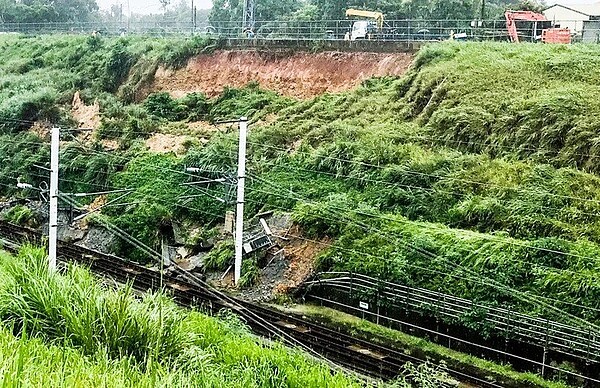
{"left": 224, "top": 38, "right": 426, "bottom": 53}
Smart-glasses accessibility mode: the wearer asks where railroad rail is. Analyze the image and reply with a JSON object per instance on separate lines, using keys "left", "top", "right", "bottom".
{"left": 304, "top": 272, "right": 600, "bottom": 363}
{"left": 0, "top": 220, "right": 502, "bottom": 387}
{"left": 303, "top": 272, "right": 600, "bottom": 385}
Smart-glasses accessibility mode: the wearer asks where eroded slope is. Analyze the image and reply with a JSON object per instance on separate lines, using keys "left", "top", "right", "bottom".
{"left": 152, "top": 50, "right": 414, "bottom": 99}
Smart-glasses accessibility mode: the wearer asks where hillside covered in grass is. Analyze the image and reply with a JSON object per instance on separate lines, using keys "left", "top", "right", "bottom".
{"left": 2, "top": 36, "right": 600, "bottom": 331}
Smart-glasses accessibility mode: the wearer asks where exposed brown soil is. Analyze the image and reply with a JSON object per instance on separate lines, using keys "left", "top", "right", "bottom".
{"left": 152, "top": 50, "right": 414, "bottom": 99}
{"left": 274, "top": 226, "right": 330, "bottom": 294}
{"left": 29, "top": 122, "right": 50, "bottom": 140}
{"left": 71, "top": 91, "right": 100, "bottom": 130}
{"left": 145, "top": 133, "right": 189, "bottom": 154}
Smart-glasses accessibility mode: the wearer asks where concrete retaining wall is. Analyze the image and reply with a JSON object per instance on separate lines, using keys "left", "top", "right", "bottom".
{"left": 223, "top": 38, "right": 425, "bottom": 53}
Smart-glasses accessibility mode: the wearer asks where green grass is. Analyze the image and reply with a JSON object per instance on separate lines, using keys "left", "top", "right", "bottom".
{"left": 0, "top": 246, "right": 366, "bottom": 387}
{"left": 2, "top": 35, "right": 600, "bottom": 346}
{"left": 400, "top": 43, "right": 600, "bottom": 172}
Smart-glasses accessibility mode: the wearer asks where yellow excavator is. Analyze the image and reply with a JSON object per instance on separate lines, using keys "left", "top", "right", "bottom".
{"left": 345, "top": 9, "right": 384, "bottom": 40}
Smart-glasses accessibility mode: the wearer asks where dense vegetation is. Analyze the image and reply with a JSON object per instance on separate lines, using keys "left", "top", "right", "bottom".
{"left": 209, "top": 0, "right": 532, "bottom": 25}
{"left": 246, "top": 44, "right": 600, "bottom": 326}
{"left": 2, "top": 35, "right": 600, "bottom": 336}
{"left": 0, "top": 246, "right": 363, "bottom": 387}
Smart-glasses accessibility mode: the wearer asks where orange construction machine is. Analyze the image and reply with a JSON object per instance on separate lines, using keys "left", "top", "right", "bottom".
{"left": 505, "top": 10, "right": 571, "bottom": 43}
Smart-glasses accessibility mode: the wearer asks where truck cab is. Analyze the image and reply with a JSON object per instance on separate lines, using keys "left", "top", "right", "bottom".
{"left": 345, "top": 9, "right": 383, "bottom": 41}
{"left": 350, "top": 20, "right": 378, "bottom": 40}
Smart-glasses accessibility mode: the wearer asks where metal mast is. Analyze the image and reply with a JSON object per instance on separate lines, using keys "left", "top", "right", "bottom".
{"left": 242, "top": 0, "right": 255, "bottom": 33}
{"left": 234, "top": 118, "right": 248, "bottom": 285}
{"left": 48, "top": 127, "right": 60, "bottom": 271}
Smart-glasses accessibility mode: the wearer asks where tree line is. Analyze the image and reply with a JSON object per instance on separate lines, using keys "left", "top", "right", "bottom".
{"left": 209, "top": 0, "right": 544, "bottom": 24}
{"left": 0, "top": 0, "right": 545, "bottom": 25}
{"left": 0, "top": 0, "right": 98, "bottom": 23}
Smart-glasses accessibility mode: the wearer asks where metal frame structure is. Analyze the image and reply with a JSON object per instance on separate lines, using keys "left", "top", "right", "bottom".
{"left": 0, "top": 18, "right": 594, "bottom": 42}
{"left": 242, "top": 0, "right": 255, "bottom": 33}
{"left": 304, "top": 272, "right": 600, "bottom": 364}
{"left": 304, "top": 272, "right": 600, "bottom": 383}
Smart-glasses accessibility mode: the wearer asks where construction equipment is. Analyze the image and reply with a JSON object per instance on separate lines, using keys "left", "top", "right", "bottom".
{"left": 345, "top": 9, "right": 384, "bottom": 40}
{"left": 505, "top": 10, "right": 571, "bottom": 43}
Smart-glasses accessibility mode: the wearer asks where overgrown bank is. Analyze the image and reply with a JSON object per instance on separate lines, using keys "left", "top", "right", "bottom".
{"left": 2, "top": 37, "right": 600, "bottom": 362}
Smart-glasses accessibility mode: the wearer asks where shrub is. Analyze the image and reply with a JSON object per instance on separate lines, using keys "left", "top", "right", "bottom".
{"left": 143, "top": 92, "right": 182, "bottom": 121}
{"left": 203, "top": 240, "right": 234, "bottom": 271}
{"left": 3, "top": 205, "right": 34, "bottom": 226}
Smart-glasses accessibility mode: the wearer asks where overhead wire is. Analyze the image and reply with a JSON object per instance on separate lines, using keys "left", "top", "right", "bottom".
{"left": 240, "top": 187, "right": 600, "bottom": 316}
{"left": 12, "top": 122, "right": 600, "bottom": 208}
{"left": 10, "top": 135, "right": 600, "bottom": 272}
{"left": 246, "top": 140, "right": 600, "bottom": 206}
{"left": 7, "top": 121, "right": 600, "bottom": 326}
{"left": 165, "top": 184, "right": 600, "bottom": 332}
{"left": 247, "top": 175, "right": 600, "bottom": 265}
{"left": 51, "top": 173, "right": 600, "bottom": 321}
{"left": 247, "top": 172, "right": 600, "bottom": 330}
{"left": 57, "top": 187, "right": 357, "bottom": 378}
{"left": 58, "top": 134, "right": 600, "bottom": 230}
{"left": 244, "top": 187, "right": 600, "bottom": 288}
{"left": 15, "top": 143, "right": 600, "bottom": 321}
{"left": 261, "top": 162, "right": 600, "bottom": 222}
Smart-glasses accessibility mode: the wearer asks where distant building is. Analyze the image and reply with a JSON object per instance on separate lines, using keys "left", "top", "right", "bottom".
{"left": 583, "top": 20, "right": 600, "bottom": 42}
{"left": 543, "top": 3, "right": 600, "bottom": 41}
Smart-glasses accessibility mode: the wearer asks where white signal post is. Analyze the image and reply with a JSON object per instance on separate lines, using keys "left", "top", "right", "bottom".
{"left": 234, "top": 117, "right": 248, "bottom": 285}
{"left": 48, "top": 127, "right": 60, "bottom": 271}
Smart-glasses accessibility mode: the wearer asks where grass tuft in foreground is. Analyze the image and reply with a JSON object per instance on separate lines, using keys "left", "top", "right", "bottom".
{"left": 0, "top": 246, "right": 365, "bottom": 387}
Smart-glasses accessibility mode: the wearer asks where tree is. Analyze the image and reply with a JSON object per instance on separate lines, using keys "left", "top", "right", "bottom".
{"left": 159, "top": 0, "right": 171, "bottom": 13}
{"left": 209, "top": 0, "right": 301, "bottom": 25}
{"left": 0, "top": 0, "right": 98, "bottom": 23}
{"left": 514, "top": 0, "right": 544, "bottom": 12}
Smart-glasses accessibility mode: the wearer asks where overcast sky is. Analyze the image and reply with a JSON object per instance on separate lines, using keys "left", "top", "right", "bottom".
{"left": 96, "top": 0, "right": 213, "bottom": 15}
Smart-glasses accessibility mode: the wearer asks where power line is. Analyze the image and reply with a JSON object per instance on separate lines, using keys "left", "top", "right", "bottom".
{"left": 248, "top": 174, "right": 600, "bottom": 265}
{"left": 10, "top": 151, "right": 600, "bottom": 324}
{"left": 246, "top": 140, "right": 600, "bottom": 207}
{"left": 12, "top": 144, "right": 600, "bottom": 276}
{"left": 10, "top": 120, "right": 600, "bottom": 209}
{"left": 262, "top": 163, "right": 600, "bottom": 223}
{"left": 6, "top": 129, "right": 600, "bottom": 324}
{"left": 247, "top": 173, "right": 600, "bottom": 329}
{"left": 20, "top": 149, "right": 600, "bottom": 281}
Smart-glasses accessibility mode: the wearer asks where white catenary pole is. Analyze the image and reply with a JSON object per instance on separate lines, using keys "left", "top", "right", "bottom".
{"left": 234, "top": 117, "right": 248, "bottom": 285}
{"left": 48, "top": 127, "right": 60, "bottom": 271}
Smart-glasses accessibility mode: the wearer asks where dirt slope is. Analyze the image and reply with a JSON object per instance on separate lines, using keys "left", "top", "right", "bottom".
{"left": 152, "top": 50, "right": 414, "bottom": 99}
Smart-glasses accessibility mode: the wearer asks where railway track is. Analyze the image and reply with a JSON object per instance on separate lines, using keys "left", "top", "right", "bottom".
{"left": 0, "top": 221, "right": 502, "bottom": 387}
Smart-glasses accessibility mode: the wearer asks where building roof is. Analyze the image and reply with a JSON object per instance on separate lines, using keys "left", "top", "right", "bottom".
{"left": 544, "top": 3, "right": 600, "bottom": 17}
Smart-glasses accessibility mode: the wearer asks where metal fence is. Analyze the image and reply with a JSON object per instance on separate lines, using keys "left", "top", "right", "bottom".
{"left": 0, "top": 19, "right": 598, "bottom": 43}
{"left": 304, "top": 272, "right": 600, "bottom": 364}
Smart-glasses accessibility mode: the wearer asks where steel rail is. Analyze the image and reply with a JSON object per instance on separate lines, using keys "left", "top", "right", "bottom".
{"left": 306, "top": 272, "right": 600, "bottom": 362}
{"left": 0, "top": 220, "right": 502, "bottom": 387}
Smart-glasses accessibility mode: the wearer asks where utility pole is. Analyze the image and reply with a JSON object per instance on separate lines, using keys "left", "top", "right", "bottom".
{"left": 48, "top": 127, "right": 60, "bottom": 271}
{"left": 191, "top": 0, "right": 194, "bottom": 33}
{"left": 480, "top": 0, "right": 486, "bottom": 20}
{"left": 242, "top": 0, "right": 255, "bottom": 34}
{"left": 234, "top": 117, "right": 248, "bottom": 285}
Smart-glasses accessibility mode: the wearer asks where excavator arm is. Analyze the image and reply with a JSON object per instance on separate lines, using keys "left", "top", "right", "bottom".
{"left": 505, "top": 10, "right": 548, "bottom": 42}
